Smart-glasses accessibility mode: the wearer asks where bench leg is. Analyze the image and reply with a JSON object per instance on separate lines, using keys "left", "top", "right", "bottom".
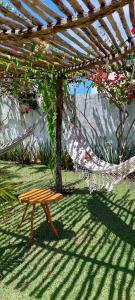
{"left": 17, "top": 203, "right": 29, "bottom": 230}
{"left": 41, "top": 203, "right": 59, "bottom": 238}
{"left": 28, "top": 204, "right": 35, "bottom": 246}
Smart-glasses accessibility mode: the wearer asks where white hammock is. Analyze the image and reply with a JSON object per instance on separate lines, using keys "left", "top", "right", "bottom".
{"left": 0, "top": 108, "right": 48, "bottom": 156}
{"left": 63, "top": 108, "right": 135, "bottom": 192}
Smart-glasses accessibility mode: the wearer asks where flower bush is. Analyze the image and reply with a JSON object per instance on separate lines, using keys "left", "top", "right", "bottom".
{"left": 85, "top": 66, "right": 135, "bottom": 106}
{"left": 19, "top": 107, "right": 33, "bottom": 114}
{"left": 18, "top": 92, "right": 39, "bottom": 113}
{"left": 131, "top": 27, "right": 135, "bottom": 35}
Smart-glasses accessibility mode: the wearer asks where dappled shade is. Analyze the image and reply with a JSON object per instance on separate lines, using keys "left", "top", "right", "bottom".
{"left": 0, "top": 184, "right": 135, "bottom": 299}
{"left": 0, "top": 163, "right": 135, "bottom": 299}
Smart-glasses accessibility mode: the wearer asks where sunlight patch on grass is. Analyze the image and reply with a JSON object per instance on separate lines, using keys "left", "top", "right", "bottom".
{"left": 0, "top": 161, "right": 135, "bottom": 300}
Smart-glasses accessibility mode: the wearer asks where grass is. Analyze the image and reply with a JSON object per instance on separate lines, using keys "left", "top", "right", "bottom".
{"left": 0, "top": 160, "right": 135, "bottom": 300}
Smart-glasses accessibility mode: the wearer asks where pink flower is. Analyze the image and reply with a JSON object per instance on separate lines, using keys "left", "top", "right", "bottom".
{"left": 20, "top": 108, "right": 25, "bottom": 113}
{"left": 121, "top": 86, "right": 126, "bottom": 91}
{"left": 120, "top": 74, "right": 126, "bottom": 80}
{"left": 130, "top": 85, "right": 135, "bottom": 92}
{"left": 12, "top": 48, "right": 18, "bottom": 53}
{"left": 131, "top": 27, "right": 135, "bottom": 35}
{"left": 130, "top": 88, "right": 135, "bottom": 92}
{"left": 68, "top": 77, "right": 75, "bottom": 82}
{"left": 20, "top": 107, "right": 32, "bottom": 113}
{"left": 127, "top": 94, "right": 135, "bottom": 99}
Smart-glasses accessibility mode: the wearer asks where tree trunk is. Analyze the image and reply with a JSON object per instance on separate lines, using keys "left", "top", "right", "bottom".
{"left": 116, "top": 107, "right": 127, "bottom": 162}
{"left": 55, "top": 76, "right": 63, "bottom": 192}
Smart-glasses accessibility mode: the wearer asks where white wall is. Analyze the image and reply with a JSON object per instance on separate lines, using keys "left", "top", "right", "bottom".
{"left": 0, "top": 93, "right": 135, "bottom": 156}
{"left": 75, "top": 93, "right": 135, "bottom": 153}
{"left": 0, "top": 94, "right": 49, "bottom": 150}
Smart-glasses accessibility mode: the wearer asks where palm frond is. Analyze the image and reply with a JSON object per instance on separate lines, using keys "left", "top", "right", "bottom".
{"left": 0, "top": 176, "right": 17, "bottom": 221}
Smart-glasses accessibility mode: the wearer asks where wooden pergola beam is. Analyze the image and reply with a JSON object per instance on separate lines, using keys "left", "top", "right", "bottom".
{"left": 0, "top": 0, "right": 134, "bottom": 193}
{"left": 129, "top": 0, "right": 135, "bottom": 27}
{"left": 0, "top": 42, "right": 135, "bottom": 76}
{"left": 0, "top": 4, "right": 32, "bottom": 28}
{"left": 0, "top": 0, "right": 131, "bottom": 40}
{"left": 65, "top": 44, "right": 135, "bottom": 73}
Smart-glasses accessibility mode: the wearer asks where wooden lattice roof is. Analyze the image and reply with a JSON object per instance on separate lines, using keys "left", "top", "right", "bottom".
{"left": 0, "top": 0, "right": 135, "bottom": 75}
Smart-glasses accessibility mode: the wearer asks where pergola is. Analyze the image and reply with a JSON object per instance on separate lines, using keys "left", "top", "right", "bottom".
{"left": 0, "top": 0, "right": 135, "bottom": 191}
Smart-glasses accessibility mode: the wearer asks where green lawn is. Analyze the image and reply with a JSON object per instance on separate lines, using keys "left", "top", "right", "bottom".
{"left": 0, "top": 161, "right": 135, "bottom": 300}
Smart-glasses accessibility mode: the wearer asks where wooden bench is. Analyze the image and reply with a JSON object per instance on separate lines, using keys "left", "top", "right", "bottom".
{"left": 17, "top": 188, "right": 64, "bottom": 246}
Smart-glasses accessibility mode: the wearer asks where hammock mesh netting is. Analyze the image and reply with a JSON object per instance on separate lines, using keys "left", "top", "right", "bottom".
{"left": 63, "top": 102, "right": 135, "bottom": 193}
{"left": 0, "top": 101, "right": 135, "bottom": 193}
{"left": 0, "top": 115, "right": 43, "bottom": 156}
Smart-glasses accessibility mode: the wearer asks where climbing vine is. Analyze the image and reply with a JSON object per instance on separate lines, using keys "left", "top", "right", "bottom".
{"left": 0, "top": 44, "right": 70, "bottom": 152}
{"left": 0, "top": 27, "right": 135, "bottom": 162}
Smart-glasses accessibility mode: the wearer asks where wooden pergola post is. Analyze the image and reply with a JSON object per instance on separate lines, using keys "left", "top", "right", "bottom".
{"left": 55, "top": 75, "right": 63, "bottom": 192}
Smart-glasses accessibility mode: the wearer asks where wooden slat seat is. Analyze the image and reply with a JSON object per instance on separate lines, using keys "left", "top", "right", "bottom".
{"left": 18, "top": 188, "right": 63, "bottom": 204}
{"left": 17, "top": 188, "right": 64, "bottom": 246}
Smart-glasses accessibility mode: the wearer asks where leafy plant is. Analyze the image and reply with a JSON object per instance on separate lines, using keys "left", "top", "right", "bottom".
{"left": 18, "top": 92, "right": 39, "bottom": 111}
{"left": 88, "top": 137, "right": 119, "bottom": 164}
{"left": 0, "top": 177, "right": 17, "bottom": 221}
{"left": 123, "top": 144, "right": 135, "bottom": 160}
{"left": 88, "top": 135, "right": 135, "bottom": 164}
{"left": 61, "top": 150, "right": 74, "bottom": 170}
{"left": 36, "top": 142, "right": 51, "bottom": 165}
{"left": 0, "top": 143, "right": 32, "bottom": 165}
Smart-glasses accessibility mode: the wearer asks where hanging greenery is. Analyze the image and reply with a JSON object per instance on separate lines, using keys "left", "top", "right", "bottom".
{"left": 0, "top": 176, "right": 17, "bottom": 221}
{"left": 0, "top": 27, "right": 135, "bottom": 158}
{"left": 18, "top": 91, "right": 39, "bottom": 113}
{"left": 0, "top": 39, "right": 74, "bottom": 153}
{"left": 0, "top": 48, "right": 58, "bottom": 147}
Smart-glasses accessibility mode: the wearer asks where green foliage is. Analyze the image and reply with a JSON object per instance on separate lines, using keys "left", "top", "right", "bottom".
{"left": 0, "top": 39, "right": 74, "bottom": 138}
{"left": 0, "top": 43, "right": 74, "bottom": 159}
{"left": 36, "top": 142, "right": 52, "bottom": 165}
{"left": 0, "top": 144, "right": 32, "bottom": 164}
{"left": 89, "top": 137, "right": 120, "bottom": 164}
{"left": 61, "top": 150, "right": 74, "bottom": 170}
{"left": 90, "top": 66, "right": 135, "bottom": 107}
{"left": 0, "top": 176, "right": 17, "bottom": 221}
{"left": 0, "top": 142, "right": 74, "bottom": 171}
{"left": 18, "top": 92, "right": 39, "bottom": 110}
{"left": 89, "top": 136, "right": 135, "bottom": 164}
{"left": 37, "top": 74, "right": 57, "bottom": 146}
{"left": 123, "top": 144, "right": 135, "bottom": 160}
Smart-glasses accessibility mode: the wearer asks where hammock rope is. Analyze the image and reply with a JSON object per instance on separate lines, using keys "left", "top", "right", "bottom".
{"left": 63, "top": 101, "right": 135, "bottom": 192}
{"left": 0, "top": 107, "right": 50, "bottom": 156}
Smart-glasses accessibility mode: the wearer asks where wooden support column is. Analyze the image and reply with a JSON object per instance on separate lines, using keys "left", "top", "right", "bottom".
{"left": 55, "top": 75, "right": 63, "bottom": 192}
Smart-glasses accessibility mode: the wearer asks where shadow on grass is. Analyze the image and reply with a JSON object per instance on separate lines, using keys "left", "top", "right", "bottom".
{"left": 0, "top": 164, "right": 20, "bottom": 180}
{"left": 34, "top": 221, "right": 76, "bottom": 243}
{"left": 30, "top": 165, "right": 49, "bottom": 173}
{"left": 14, "top": 177, "right": 55, "bottom": 195}
{"left": 87, "top": 190, "right": 135, "bottom": 247}
{"left": 15, "top": 164, "right": 49, "bottom": 174}
{"left": 0, "top": 188, "right": 135, "bottom": 300}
